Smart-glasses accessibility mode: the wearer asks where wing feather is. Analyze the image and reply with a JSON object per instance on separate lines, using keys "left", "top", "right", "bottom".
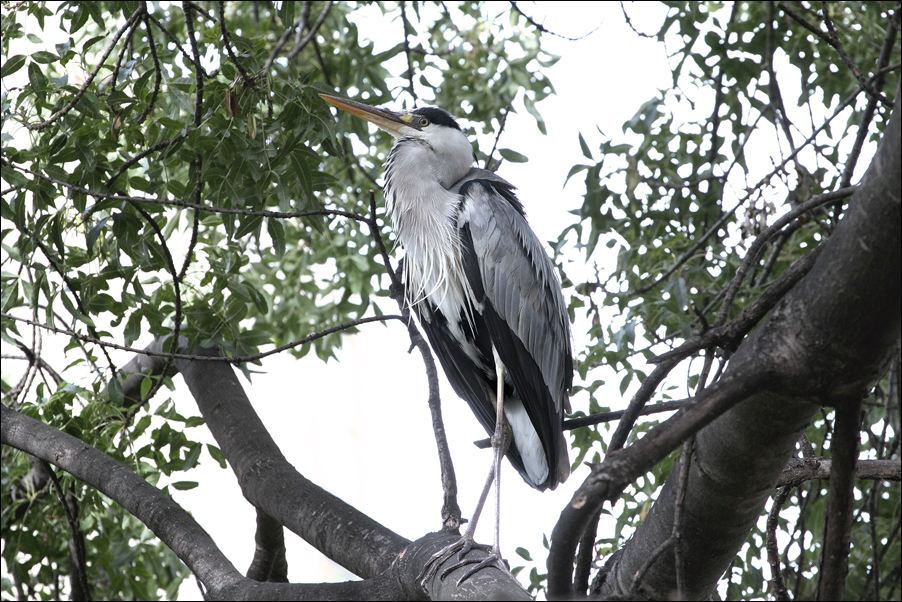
{"left": 456, "top": 177, "right": 572, "bottom": 489}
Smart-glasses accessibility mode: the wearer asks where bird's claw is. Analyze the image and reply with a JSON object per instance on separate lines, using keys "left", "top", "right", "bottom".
{"left": 419, "top": 535, "right": 504, "bottom": 586}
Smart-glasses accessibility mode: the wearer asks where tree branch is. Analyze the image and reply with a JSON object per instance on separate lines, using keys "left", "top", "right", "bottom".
{"left": 776, "top": 458, "right": 901, "bottom": 487}
{"left": 816, "top": 398, "right": 862, "bottom": 600}
{"left": 587, "top": 90, "right": 900, "bottom": 601}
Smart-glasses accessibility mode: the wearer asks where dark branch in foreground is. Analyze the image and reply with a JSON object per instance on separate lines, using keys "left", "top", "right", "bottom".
{"left": 3, "top": 348, "right": 527, "bottom": 600}
{"left": 559, "top": 93, "right": 901, "bottom": 601}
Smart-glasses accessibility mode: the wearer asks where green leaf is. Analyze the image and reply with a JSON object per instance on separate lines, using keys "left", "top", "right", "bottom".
{"left": 1, "top": 55, "right": 27, "bottom": 77}
{"left": 86, "top": 217, "right": 109, "bottom": 255}
{"left": 578, "top": 133, "right": 593, "bottom": 160}
{"left": 498, "top": 148, "right": 528, "bottom": 163}
{"left": 107, "top": 377, "right": 124, "bottom": 405}
{"left": 206, "top": 444, "right": 227, "bottom": 469}
{"left": 267, "top": 218, "right": 286, "bottom": 259}
{"left": 171, "top": 481, "right": 199, "bottom": 491}
{"left": 31, "top": 50, "right": 59, "bottom": 64}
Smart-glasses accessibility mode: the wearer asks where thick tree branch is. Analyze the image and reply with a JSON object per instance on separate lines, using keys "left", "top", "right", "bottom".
{"left": 548, "top": 370, "right": 762, "bottom": 596}
{"left": 582, "top": 92, "right": 900, "bottom": 600}
{"left": 1, "top": 403, "right": 241, "bottom": 594}
{"left": 172, "top": 342, "right": 409, "bottom": 578}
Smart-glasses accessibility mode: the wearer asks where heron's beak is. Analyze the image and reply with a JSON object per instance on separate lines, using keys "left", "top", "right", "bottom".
{"left": 320, "top": 94, "right": 417, "bottom": 137}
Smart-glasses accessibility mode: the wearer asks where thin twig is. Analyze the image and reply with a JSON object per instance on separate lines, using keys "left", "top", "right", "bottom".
{"left": 510, "top": 0, "right": 601, "bottom": 41}
{"left": 145, "top": 12, "right": 210, "bottom": 77}
{"left": 563, "top": 399, "right": 689, "bottom": 430}
{"left": 840, "top": 10, "right": 899, "bottom": 189}
{"left": 183, "top": 1, "right": 204, "bottom": 128}
{"left": 10, "top": 163, "right": 369, "bottom": 223}
{"left": 286, "top": 2, "right": 333, "bottom": 63}
{"left": 136, "top": 13, "right": 162, "bottom": 125}
{"left": 218, "top": 0, "right": 254, "bottom": 85}
{"left": 123, "top": 205, "right": 183, "bottom": 420}
{"left": 630, "top": 537, "right": 676, "bottom": 594}
{"left": 713, "top": 186, "right": 857, "bottom": 328}
{"left": 767, "top": 486, "right": 792, "bottom": 601}
{"left": 1, "top": 312, "right": 403, "bottom": 364}
{"left": 820, "top": 1, "right": 892, "bottom": 107}
{"left": 24, "top": 5, "right": 146, "bottom": 131}
{"left": 366, "top": 190, "right": 460, "bottom": 529}
{"left": 400, "top": 3, "right": 418, "bottom": 103}
{"left": 44, "top": 463, "right": 91, "bottom": 601}
{"left": 105, "top": 135, "right": 187, "bottom": 189}
{"left": 484, "top": 107, "right": 509, "bottom": 171}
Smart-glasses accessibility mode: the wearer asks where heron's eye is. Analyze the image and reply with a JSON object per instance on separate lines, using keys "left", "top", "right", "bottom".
{"left": 419, "top": 117, "right": 429, "bottom": 127}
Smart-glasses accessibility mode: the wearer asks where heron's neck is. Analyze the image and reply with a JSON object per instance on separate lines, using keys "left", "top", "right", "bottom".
{"left": 383, "top": 139, "right": 472, "bottom": 306}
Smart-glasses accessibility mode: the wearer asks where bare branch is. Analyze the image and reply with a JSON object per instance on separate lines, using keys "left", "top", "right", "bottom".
{"left": 1, "top": 313, "right": 403, "bottom": 365}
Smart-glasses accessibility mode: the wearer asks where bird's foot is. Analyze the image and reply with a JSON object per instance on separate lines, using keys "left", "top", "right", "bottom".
{"left": 419, "top": 535, "right": 513, "bottom": 586}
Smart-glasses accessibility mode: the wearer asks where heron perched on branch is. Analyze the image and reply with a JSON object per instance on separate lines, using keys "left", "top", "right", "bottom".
{"left": 321, "top": 93, "right": 572, "bottom": 583}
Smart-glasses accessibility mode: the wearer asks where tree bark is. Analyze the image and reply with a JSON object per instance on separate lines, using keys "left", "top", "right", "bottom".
{"left": 589, "top": 92, "right": 901, "bottom": 599}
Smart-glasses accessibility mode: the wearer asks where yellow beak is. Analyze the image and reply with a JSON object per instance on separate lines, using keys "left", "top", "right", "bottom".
{"left": 319, "top": 94, "right": 417, "bottom": 137}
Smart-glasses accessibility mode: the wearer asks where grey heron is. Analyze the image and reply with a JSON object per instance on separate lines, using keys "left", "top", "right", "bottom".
{"left": 321, "top": 94, "right": 572, "bottom": 582}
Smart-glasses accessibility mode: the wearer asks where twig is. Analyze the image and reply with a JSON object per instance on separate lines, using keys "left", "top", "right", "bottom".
{"left": 620, "top": 1, "right": 656, "bottom": 39}
{"left": 24, "top": 5, "right": 146, "bottom": 131}
{"left": 767, "top": 486, "right": 792, "bottom": 601}
{"left": 820, "top": 1, "right": 892, "bottom": 107}
{"left": 653, "top": 243, "right": 823, "bottom": 364}
{"left": 606, "top": 358, "right": 682, "bottom": 454}
{"left": 1, "top": 312, "right": 403, "bottom": 364}
{"left": 44, "top": 463, "right": 91, "bottom": 601}
{"left": 122, "top": 205, "right": 184, "bottom": 421}
{"left": 135, "top": 13, "right": 162, "bottom": 125}
{"left": 105, "top": 134, "right": 187, "bottom": 189}
{"left": 366, "top": 190, "right": 460, "bottom": 530}
{"left": 218, "top": 0, "right": 254, "bottom": 85}
{"left": 26, "top": 230, "right": 120, "bottom": 380}
{"left": 10, "top": 163, "right": 369, "bottom": 223}
{"left": 145, "top": 12, "right": 210, "bottom": 77}
{"left": 777, "top": 2, "right": 891, "bottom": 107}
{"left": 400, "top": 3, "right": 418, "bottom": 103}
{"left": 563, "top": 399, "right": 689, "bottom": 430}
{"left": 183, "top": 1, "right": 204, "bottom": 128}
{"left": 484, "top": 107, "right": 509, "bottom": 171}
{"left": 510, "top": 0, "right": 601, "bottom": 41}
{"left": 630, "top": 537, "right": 676, "bottom": 594}
{"left": 285, "top": 1, "right": 332, "bottom": 62}
{"left": 840, "top": 11, "right": 899, "bottom": 189}
{"left": 713, "top": 186, "right": 858, "bottom": 328}
{"left": 109, "top": 9, "right": 142, "bottom": 95}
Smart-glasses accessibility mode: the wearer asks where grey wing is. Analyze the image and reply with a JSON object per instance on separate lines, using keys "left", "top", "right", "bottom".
{"left": 457, "top": 178, "right": 573, "bottom": 488}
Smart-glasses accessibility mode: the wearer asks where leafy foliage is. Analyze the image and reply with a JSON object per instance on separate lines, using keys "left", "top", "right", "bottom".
{"left": 1, "top": 1, "right": 899, "bottom": 600}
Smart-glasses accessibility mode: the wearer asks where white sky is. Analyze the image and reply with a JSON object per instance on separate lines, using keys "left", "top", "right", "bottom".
{"left": 2, "top": 2, "right": 878, "bottom": 599}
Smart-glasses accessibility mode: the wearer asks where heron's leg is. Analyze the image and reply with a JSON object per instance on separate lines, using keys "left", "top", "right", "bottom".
{"left": 419, "top": 351, "right": 519, "bottom": 587}
{"left": 491, "top": 352, "right": 510, "bottom": 558}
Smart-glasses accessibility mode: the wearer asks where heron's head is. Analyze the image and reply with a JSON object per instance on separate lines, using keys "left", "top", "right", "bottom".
{"left": 320, "top": 94, "right": 475, "bottom": 186}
